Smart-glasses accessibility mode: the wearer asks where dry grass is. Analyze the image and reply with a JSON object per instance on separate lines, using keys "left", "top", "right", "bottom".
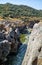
{"left": 0, "top": 17, "right": 4, "bottom": 21}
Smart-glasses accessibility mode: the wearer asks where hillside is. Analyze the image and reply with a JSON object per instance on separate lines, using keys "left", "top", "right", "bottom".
{"left": 0, "top": 3, "right": 42, "bottom": 18}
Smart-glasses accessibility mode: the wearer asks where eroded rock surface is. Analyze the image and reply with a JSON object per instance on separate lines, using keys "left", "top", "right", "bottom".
{"left": 0, "top": 40, "right": 11, "bottom": 63}
{"left": 22, "top": 22, "right": 42, "bottom": 65}
{"left": 0, "top": 22, "right": 21, "bottom": 62}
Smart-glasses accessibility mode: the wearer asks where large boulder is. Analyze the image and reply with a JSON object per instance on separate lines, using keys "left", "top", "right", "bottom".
{"left": 22, "top": 22, "right": 42, "bottom": 65}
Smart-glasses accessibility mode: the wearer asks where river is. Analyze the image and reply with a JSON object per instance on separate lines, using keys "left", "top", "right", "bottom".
{"left": 5, "top": 35, "right": 29, "bottom": 65}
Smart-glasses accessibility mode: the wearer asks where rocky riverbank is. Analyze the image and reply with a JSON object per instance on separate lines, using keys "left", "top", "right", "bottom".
{"left": 2, "top": 33, "right": 29, "bottom": 65}
{"left": 0, "top": 20, "right": 29, "bottom": 64}
{"left": 0, "top": 20, "right": 41, "bottom": 65}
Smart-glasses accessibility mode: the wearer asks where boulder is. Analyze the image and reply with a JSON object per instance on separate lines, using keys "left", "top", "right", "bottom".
{"left": 22, "top": 22, "right": 42, "bottom": 65}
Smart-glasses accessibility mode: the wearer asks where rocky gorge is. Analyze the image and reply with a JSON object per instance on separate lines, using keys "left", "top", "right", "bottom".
{"left": 0, "top": 21, "right": 22, "bottom": 63}
{"left": 0, "top": 20, "right": 42, "bottom": 65}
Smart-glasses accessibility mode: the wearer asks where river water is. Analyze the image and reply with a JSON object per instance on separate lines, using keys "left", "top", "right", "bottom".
{"left": 5, "top": 35, "right": 29, "bottom": 65}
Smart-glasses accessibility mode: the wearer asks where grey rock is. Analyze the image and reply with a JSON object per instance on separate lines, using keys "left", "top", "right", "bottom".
{"left": 0, "top": 40, "right": 11, "bottom": 61}
{"left": 0, "top": 21, "right": 21, "bottom": 62}
{"left": 22, "top": 22, "right": 42, "bottom": 65}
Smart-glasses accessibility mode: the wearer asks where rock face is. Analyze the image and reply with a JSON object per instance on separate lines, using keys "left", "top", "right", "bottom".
{"left": 28, "top": 20, "right": 39, "bottom": 28}
{"left": 0, "top": 22, "right": 21, "bottom": 62}
{"left": 22, "top": 22, "right": 42, "bottom": 65}
{"left": 0, "top": 40, "right": 11, "bottom": 62}
{"left": 7, "top": 29, "right": 21, "bottom": 54}
{"left": 18, "top": 25, "right": 27, "bottom": 34}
